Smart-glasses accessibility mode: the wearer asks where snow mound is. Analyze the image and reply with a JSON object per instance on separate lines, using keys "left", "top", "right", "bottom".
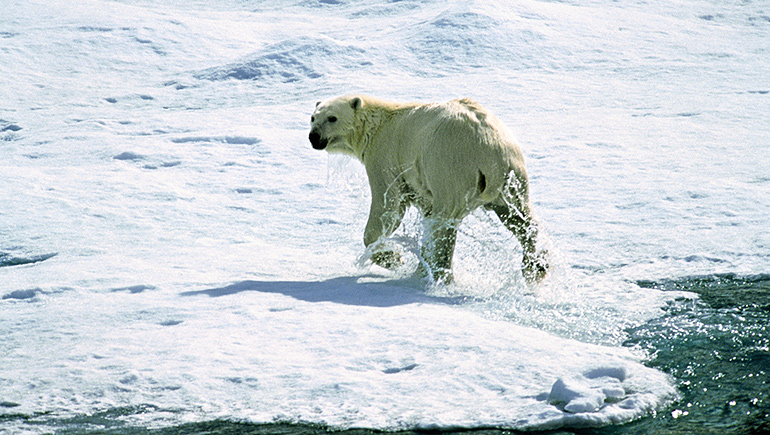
{"left": 194, "top": 37, "right": 369, "bottom": 83}
{"left": 548, "top": 366, "right": 627, "bottom": 413}
{"left": 395, "top": 7, "right": 553, "bottom": 76}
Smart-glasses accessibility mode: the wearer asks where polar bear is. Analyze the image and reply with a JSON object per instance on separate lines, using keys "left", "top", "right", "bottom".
{"left": 309, "top": 95, "right": 548, "bottom": 284}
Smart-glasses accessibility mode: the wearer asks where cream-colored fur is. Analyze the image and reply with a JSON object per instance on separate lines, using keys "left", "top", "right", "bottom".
{"left": 309, "top": 95, "right": 548, "bottom": 284}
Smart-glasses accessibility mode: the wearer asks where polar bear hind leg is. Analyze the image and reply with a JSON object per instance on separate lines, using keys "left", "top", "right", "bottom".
{"left": 486, "top": 173, "right": 549, "bottom": 284}
{"left": 420, "top": 217, "right": 460, "bottom": 284}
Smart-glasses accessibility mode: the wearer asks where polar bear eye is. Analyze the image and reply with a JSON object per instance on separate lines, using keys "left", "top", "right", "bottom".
{"left": 328, "top": 116, "right": 337, "bottom": 123}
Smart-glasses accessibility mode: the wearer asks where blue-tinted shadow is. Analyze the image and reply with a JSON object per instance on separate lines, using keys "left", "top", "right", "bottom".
{"left": 180, "top": 275, "right": 471, "bottom": 308}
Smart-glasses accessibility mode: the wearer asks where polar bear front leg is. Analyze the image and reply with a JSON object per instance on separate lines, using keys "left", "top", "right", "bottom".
{"left": 363, "top": 187, "right": 406, "bottom": 270}
{"left": 420, "top": 217, "right": 459, "bottom": 283}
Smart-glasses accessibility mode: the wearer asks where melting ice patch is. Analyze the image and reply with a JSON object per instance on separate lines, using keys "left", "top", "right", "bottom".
{"left": 0, "top": 251, "right": 57, "bottom": 268}
{"left": 2, "top": 288, "right": 42, "bottom": 300}
{"left": 1, "top": 119, "right": 22, "bottom": 141}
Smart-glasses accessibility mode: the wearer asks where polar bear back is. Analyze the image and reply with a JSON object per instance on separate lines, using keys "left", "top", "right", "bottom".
{"left": 362, "top": 98, "right": 528, "bottom": 219}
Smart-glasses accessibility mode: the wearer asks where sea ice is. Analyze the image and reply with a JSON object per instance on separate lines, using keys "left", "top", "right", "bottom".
{"left": 2, "top": 0, "right": 767, "bottom": 433}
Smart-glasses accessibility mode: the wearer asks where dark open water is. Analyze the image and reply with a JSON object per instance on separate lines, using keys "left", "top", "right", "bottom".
{"left": 3, "top": 274, "right": 768, "bottom": 435}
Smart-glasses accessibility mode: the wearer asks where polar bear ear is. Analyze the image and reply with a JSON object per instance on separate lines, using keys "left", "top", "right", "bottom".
{"left": 315, "top": 101, "right": 321, "bottom": 108}
{"left": 350, "top": 97, "right": 362, "bottom": 111}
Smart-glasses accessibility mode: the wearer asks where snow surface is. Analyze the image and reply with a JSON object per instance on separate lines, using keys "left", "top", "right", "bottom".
{"left": 1, "top": 0, "right": 768, "bottom": 432}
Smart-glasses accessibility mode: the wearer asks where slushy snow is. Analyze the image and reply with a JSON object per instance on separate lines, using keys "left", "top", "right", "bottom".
{"left": 2, "top": 0, "right": 768, "bottom": 433}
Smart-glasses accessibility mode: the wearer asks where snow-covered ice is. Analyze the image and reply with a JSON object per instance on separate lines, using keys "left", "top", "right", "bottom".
{"left": 1, "top": 0, "right": 768, "bottom": 432}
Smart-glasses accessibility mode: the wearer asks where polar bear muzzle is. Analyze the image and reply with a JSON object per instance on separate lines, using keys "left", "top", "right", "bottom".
{"left": 308, "top": 131, "right": 328, "bottom": 150}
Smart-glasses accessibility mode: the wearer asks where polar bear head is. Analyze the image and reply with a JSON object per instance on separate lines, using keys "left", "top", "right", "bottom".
{"left": 309, "top": 95, "right": 362, "bottom": 155}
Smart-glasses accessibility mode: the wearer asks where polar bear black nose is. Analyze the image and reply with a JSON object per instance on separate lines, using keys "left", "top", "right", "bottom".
{"left": 309, "top": 131, "right": 327, "bottom": 150}
{"left": 309, "top": 131, "right": 320, "bottom": 147}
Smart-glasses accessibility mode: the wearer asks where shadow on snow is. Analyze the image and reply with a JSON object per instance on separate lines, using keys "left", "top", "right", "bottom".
{"left": 179, "top": 275, "right": 472, "bottom": 308}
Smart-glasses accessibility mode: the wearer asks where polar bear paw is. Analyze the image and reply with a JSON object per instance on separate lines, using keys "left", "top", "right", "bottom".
{"left": 523, "top": 249, "right": 550, "bottom": 285}
{"left": 371, "top": 250, "right": 403, "bottom": 270}
{"left": 415, "top": 262, "right": 454, "bottom": 285}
